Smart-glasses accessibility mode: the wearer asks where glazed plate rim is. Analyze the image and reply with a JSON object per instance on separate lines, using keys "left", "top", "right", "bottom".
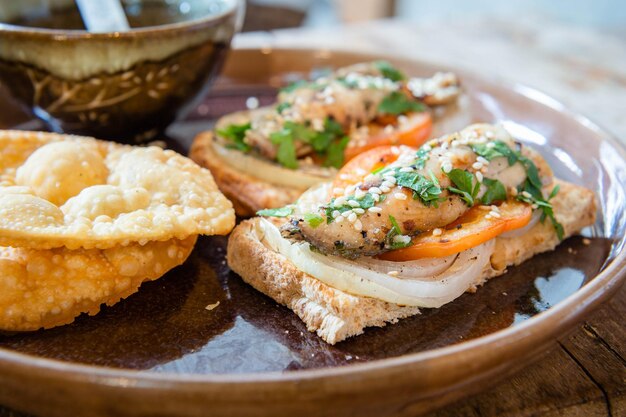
{"left": 0, "top": 47, "right": 625, "bottom": 386}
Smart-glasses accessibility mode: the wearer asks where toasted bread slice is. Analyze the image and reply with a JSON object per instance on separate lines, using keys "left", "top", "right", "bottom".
{"left": 227, "top": 180, "right": 596, "bottom": 344}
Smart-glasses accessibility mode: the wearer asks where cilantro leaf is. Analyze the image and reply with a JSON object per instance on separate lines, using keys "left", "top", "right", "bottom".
{"left": 269, "top": 128, "right": 298, "bottom": 169}
{"left": 471, "top": 141, "right": 518, "bottom": 165}
{"left": 257, "top": 206, "right": 293, "bottom": 217}
{"left": 446, "top": 169, "right": 480, "bottom": 206}
{"left": 303, "top": 213, "right": 324, "bottom": 228}
{"left": 480, "top": 178, "right": 507, "bottom": 205}
{"left": 386, "top": 214, "right": 412, "bottom": 249}
{"left": 323, "top": 136, "right": 350, "bottom": 168}
{"left": 415, "top": 147, "right": 430, "bottom": 170}
{"left": 374, "top": 60, "right": 406, "bottom": 82}
{"left": 516, "top": 181, "right": 564, "bottom": 240}
{"left": 276, "top": 102, "right": 291, "bottom": 113}
{"left": 378, "top": 92, "right": 425, "bottom": 115}
{"left": 395, "top": 169, "right": 442, "bottom": 206}
{"left": 217, "top": 123, "right": 251, "bottom": 152}
{"left": 280, "top": 80, "right": 310, "bottom": 93}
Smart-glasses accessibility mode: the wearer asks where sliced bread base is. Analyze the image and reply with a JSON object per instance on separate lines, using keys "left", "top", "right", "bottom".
{"left": 227, "top": 180, "right": 596, "bottom": 344}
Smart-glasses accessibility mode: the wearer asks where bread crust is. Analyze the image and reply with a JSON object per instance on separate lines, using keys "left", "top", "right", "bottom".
{"left": 190, "top": 132, "right": 303, "bottom": 217}
{"left": 227, "top": 179, "right": 596, "bottom": 344}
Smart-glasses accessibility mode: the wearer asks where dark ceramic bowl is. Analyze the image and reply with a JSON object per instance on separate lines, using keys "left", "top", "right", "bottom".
{"left": 0, "top": 0, "right": 244, "bottom": 142}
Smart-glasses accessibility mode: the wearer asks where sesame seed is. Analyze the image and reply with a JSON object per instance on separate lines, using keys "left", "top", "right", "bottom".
{"left": 398, "top": 115, "right": 408, "bottom": 124}
{"left": 348, "top": 200, "right": 360, "bottom": 208}
{"left": 334, "top": 197, "right": 347, "bottom": 206}
{"left": 400, "top": 167, "right": 414, "bottom": 173}
{"left": 372, "top": 194, "right": 380, "bottom": 202}
{"left": 384, "top": 125, "right": 395, "bottom": 134}
{"left": 472, "top": 162, "right": 483, "bottom": 170}
{"left": 476, "top": 171, "right": 484, "bottom": 182}
{"left": 485, "top": 214, "right": 492, "bottom": 220}
{"left": 380, "top": 185, "right": 391, "bottom": 193}
{"left": 354, "top": 188, "right": 366, "bottom": 199}
{"left": 476, "top": 156, "right": 489, "bottom": 164}
{"left": 335, "top": 215, "right": 344, "bottom": 223}
{"left": 393, "top": 235, "right": 411, "bottom": 245}
{"left": 341, "top": 210, "right": 353, "bottom": 217}
{"left": 387, "top": 270, "right": 399, "bottom": 277}
{"left": 245, "top": 96, "right": 259, "bottom": 109}
{"left": 333, "top": 187, "right": 344, "bottom": 195}
{"left": 486, "top": 142, "right": 496, "bottom": 148}
{"left": 355, "top": 168, "right": 367, "bottom": 176}
{"left": 522, "top": 191, "right": 532, "bottom": 198}
{"left": 368, "top": 206, "right": 383, "bottom": 213}
{"left": 345, "top": 185, "right": 356, "bottom": 195}
{"left": 432, "top": 228, "right": 443, "bottom": 236}
{"left": 383, "top": 175, "right": 397, "bottom": 184}
{"left": 485, "top": 131, "right": 495, "bottom": 139}
{"left": 394, "top": 192, "right": 407, "bottom": 200}
{"left": 442, "top": 162, "right": 453, "bottom": 173}
{"left": 531, "top": 203, "right": 538, "bottom": 209}
{"left": 490, "top": 211, "right": 501, "bottom": 218}
{"left": 510, "top": 187, "right": 518, "bottom": 196}
{"left": 353, "top": 208, "right": 365, "bottom": 214}
{"left": 364, "top": 174, "right": 378, "bottom": 182}
{"left": 332, "top": 210, "right": 341, "bottom": 218}
{"left": 348, "top": 212, "right": 358, "bottom": 222}
{"left": 354, "top": 219, "right": 363, "bottom": 231}
{"left": 382, "top": 180, "right": 394, "bottom": 189}
{"left": 391, "top": 147, "right": 400, "bottom": 155}
{"left": 369, "top": 187, "right": 382, "bottom": 194}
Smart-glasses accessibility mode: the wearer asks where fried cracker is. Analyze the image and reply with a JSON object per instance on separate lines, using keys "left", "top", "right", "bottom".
{"left": 0, "top": 130, "right": 235, "bottom": 249}
{"left": 0, "top": 235, "right": 197, "bottom": 331}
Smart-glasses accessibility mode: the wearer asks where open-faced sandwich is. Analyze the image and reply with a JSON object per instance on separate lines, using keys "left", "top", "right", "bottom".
{"left": 190, "top": 61, "right": 461, "bottom": 216}
{"left": 227, "top": 124, "right": 596, "bottom": 344}
{"left": 0, "top": 130, "right": 235, "bottom": 331}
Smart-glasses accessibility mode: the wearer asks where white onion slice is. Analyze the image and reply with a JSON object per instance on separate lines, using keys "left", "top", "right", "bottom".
{"left": 213, "top": 143, "right": 335, "bottom": 189}
{"left": 257, "top": 219, "right": 494, "bottom": 308}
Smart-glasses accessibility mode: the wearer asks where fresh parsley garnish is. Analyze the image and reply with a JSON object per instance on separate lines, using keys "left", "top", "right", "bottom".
{"left": 303, "top": 213, "right": 324, "bottom": 228}
{"left": 386, "top": 214, "right": 412, "bottom": 249}
{"left": 471, "top": 141, "right": 518, "bottom": 165}
{"left": 269, "top": 118, "right": 348, "bottom": 169}
{"left": 445, "top": 169, "right": 480, "bottom": 207}
{"left": 276, "top": 102, "right": 291, "bottom": 113}
{"left": 415, "top": 147, "right": 430, "bottom": 170}
{"left": 395, "top": 169, "right": 442, "bottom": 206}
{"left": 257, "top": 206, "right": 294, "bottom": 217}
{"left": 473, "top": 140, "right": 564, "bottom": 238}
{"left": 217, "top": 123, "right": 251, "bottom": 152}
{"left": 374, "top": 60, "right": 406, "bottom": 82}
{"left": 378, "top": 92, "right": 425, "bottom": 115}
{"left": 280, "top": 79, "right": 321, "bottom": 93}
{"left": 480, "top": 178, "right": 507, "bottom": 205}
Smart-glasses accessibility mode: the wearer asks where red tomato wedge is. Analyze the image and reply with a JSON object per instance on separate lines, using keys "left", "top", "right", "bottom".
{"left": 331, "top": 146, "right": 400, "bottom": 193}
{"left": 343, "top": 112, "right": 432, "bottom": 162}
{"left": 378, "top": 201, "right": 533, "bottom": 260}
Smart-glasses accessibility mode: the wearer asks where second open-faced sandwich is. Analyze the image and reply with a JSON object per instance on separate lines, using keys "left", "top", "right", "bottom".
{"left": 190, "top": 61, "right": 461, "bottom": 216}
{"left": 227, "top": 123, "right": 596, "bottom": 344}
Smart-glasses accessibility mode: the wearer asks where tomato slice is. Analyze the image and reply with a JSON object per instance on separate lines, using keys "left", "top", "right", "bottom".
{"left": 378, "top": 201, "right": 533, "bottom": 260}
{"left": 343, "top": 112, "right": 432, "bottom": 162}
{"left": 331, "top": 146, "right": 400, "bottom": 193}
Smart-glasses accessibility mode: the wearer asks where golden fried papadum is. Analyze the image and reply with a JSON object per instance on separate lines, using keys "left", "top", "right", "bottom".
{"left": 0, "top": 130, "right": 235, "bottom": 250}
{"left": 0, "top": 235, "right": 197, "bottom": 331}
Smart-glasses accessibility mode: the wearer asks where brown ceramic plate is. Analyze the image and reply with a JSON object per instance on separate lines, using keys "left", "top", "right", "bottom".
{"left": 0, "top": 48, "right": 625, "bottom": 417}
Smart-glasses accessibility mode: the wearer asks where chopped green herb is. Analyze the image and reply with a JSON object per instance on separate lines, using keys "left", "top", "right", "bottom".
{"left": 257, "top": 206, "right": 294, "bottom": 217}
{"left": 386, "top": 214, "right": 412, "bottom": 249}
{"left": 445, "top": 169, "right": 480, "bottom": 207}
{"left": 415, "top": 147, "right": 431, "bottom": 170}
{"left": 280, "top": 80, "right": 315, "bottom": 93}
{"left": 374, "top": 60, "right": 406, "bottom": 82}
{"left": 270, "top": 127, "right": 299, "bottom": 169}
{"left": 395, "top": 169, "right": 442, "bottom": 206}
{"left": 324, "top": 136, "right": 350, "bottom": 168}
{"left": 217, "top": 123, "right": 251, "bottom": 152}
{"left": 517, "top": 181, "right": 564, "bottom": 240}
{"left": 471, "top": 141, "right": 518, "bottom": 165}
{"left": 378, "top": 91, "right": 425, "bottom": 115}
{"left": 480, "top": 178, "right": 507, "bottom": 205}
{"left": 303, "top": 213, "right": 324, "bottom": 228}
{"left": 276, "top": 102, "right": 291, "bottom": 113}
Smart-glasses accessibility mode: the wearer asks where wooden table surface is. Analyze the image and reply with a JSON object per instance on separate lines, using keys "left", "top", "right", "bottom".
{"left": 2, "top": 17, "right": 625, "bottom": 417}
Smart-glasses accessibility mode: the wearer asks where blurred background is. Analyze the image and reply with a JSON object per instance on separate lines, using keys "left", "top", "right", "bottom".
{"left": 242, "top": 0, "right": 626, "bottom": 36}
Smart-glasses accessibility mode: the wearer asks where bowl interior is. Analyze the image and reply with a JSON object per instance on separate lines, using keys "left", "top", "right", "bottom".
{"left": 0, "top": 49, "right": 624, "bottom": 375}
